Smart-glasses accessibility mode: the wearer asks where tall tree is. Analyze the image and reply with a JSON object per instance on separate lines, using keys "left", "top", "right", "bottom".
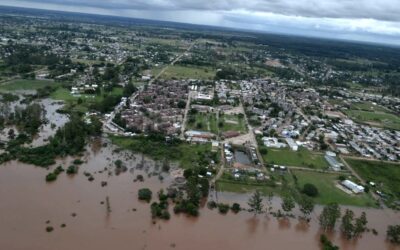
{"left": 354, "top": 212, "right": 368, "bottom": 238}
{"left": 319, "top": 203, "right": 341, "bottom": 231}
{"left": 248, "top": 190, "right": 264, "bottom": 215}
{"left": 387, "top": 225, "right": 400, "bottom": 244}
{"left": 298, "top": 195, "right": 315, "bottom": 220}
{"left": 281, "top": 196, "right": 295, "bottom": 215}
{"left": 341, "top": 209, "right": 355, "bottom": 239}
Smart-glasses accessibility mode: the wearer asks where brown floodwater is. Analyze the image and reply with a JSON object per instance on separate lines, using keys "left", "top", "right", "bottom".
{"left": 0, "top": 139, "right": 399, "bottom": 250}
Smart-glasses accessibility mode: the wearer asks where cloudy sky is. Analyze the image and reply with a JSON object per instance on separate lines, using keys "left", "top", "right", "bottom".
{"left": 1, "top": 0, "right": 400, "bottom": 45}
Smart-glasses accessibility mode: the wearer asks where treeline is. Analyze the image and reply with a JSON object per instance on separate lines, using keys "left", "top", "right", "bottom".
{"left": 3, "top": 44, "right": 60, "bottom": 73}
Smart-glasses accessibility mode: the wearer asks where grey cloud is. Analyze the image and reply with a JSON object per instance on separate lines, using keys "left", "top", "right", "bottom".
{"left": 9, "top": 0, "right": 400, "bottom": 22}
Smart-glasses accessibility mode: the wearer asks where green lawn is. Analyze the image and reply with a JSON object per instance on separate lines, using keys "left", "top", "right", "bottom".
{"left": 292, "top": 170, "right": 377, "bottom": 207}
{"left": 350, "top": 101, "right": 389, "bottom": 113}
{"left": 345, "top": 158, "right": 400, "bottom": 205}
{"left": 186, "top": 112, "right": 219, "bottom": 134}
{"left": 152, "top": 65, "right": 216, "bottom": 80}
{"left": 221, "top": 114, "right": 247, "bottom": 133}
{"left": 0, "top": 79, "right": 59, "bottom": 91}
{"left": 110, "top": 135, "right": 217, "bottom": 169}
{"left": 344, "top": 109, "right": 400, "bottom": 130}
{"left": 262, "top": 147, "right": 330, "bottom": 169}
{"left": 50, "top": 87, "right": 124, "bottom": 113}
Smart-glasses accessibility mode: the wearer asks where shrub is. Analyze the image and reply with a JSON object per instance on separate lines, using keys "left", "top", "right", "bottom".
{"left": 207, "top": 201, "right": 217, "bottom": 209}
{"left": 302, "top": 183, "right": 319, "bottom": 197}
{"left": 73, "top": 159, "right": 84, "bottom": 165}
{"left": 138, "top": 188, "right": 152, "bottom": 202}
{"left": 46, "top": 226, "right": 54, "bottom": 232}
{"left": 231, "top": 203, "right": 241, "bottom": 213}
{"left": 218, "top": 203, "right": 230, "bottom": 214}
{"left": 66, "top": 165, "right": 78, "bottom": 175}
{"left": 45, "top": 173, "right": 57, "bottom": 182}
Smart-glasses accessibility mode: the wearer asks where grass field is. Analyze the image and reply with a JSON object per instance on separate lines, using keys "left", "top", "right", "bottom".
{"left": 152, "top": 65, "right": 215, "bottom": 80}
{"left": 186, "top": 112, "right": 219, "bottom": 134}
{"left": 292, "top": 170, "right": 377, "bottom": 207}
{"left": 221, "top": 114, "right": 247, "bottom": 133}
{"left": 50, "top": 87, "right": 124, "bottom": 113}
{"left": 262, "top": 147, "right": 330, "bottom": 169}
{"left": 345, "top": 158, "right": 400, "bottom": 205}
{"left": 350, "top": 101, "right": 389, "bottom": 113}
{"left": 110, "top": 135, "right": 217, "bottom": 169}
{"left": 344, "top": 109, "right": 400, "bottom": 130}
{"left": 0, "top": 79, "right": 59, "bottom": 91}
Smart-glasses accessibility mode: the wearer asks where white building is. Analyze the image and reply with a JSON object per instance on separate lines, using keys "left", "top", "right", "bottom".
{"left": 285, "top": 138, "right": 298, "bottom": 151}
{"left": 341, "top": 180, "right": 364, "bottom": 194}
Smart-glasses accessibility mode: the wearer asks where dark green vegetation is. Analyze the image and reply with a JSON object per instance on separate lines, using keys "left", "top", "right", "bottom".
{"left": 387, "top": 225, "right": 400, "bottom": 244}
{"left": 138, "top": 188, "right": 152, "bottom": 203}
{"left": 319, "top": 203, "right": 341, "bottom": 231}
{"left": 345, "top": 158, "right": 400, "bottom": 208}
{"left": 340, "top": 210, "right": 368, "bottom": 239}
{"left": 45, "top": 166, "right": 64, "bottom": 182}
{"left": 320, "top": 235, "right": 339, "bottom": 250}
{"left": 0, "top": 115, "right": 102, "bottom": 167}
{"left": 0, "top": 103, "right": 44, "bottom": 135}
{"left": 110, "top": 134, "right": 218, "bottom": 169}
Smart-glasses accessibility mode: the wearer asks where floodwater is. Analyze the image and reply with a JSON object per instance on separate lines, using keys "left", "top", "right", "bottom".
{"left": 234, "top": 150, "right": 252, "bottom": 165}
{"left": 0, "top": 138, "right": 399, "bottom": 250}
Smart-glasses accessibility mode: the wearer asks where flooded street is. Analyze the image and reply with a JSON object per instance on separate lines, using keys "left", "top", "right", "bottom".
{"left": 0, "top": 139, "right": 399, "bottom": 250}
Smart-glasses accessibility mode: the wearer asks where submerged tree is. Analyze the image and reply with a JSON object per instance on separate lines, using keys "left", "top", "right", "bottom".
{"left": 248, "top": 190, "right": 264, "bottom": 215}
{"left": 298, "top": 195, "right": 315, "bottom": 220}
{"left": 387, "top": 225, "right": 400, "bottom": 244}
{"left": 319, "top": 203, "right": 341, "bottom": 231}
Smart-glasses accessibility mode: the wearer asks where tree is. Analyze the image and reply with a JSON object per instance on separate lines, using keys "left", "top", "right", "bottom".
{"left": 138, "top": 188, "right": 152, "bottom": 202}
{"left": 354, "top": 212, "right": 368, "bottom": 238}
{"left": 298, "top": 195, "right": 314, "bottom": 220}
{"left": 7, "top": 129, "right": 15, "bottom": 139}
{"left": 319, "top": 203, "right": 341, "bottom": 231}
{"left": 248, "top": 190, "right": 264, "bottom": 215}
{"left": 281, "top": 196, "right": 295, "bottom": 215}
{"left": 302, "top": 183, "right": 319, "bottom": 197}
{"left": 320, "top": 234, "right": 339, "bottom": 250}
{"left": 341, "top": 209, "right": 355, "bottom": 239}
{"left": 387, "top": 225, "right": 400, "bottom": 244}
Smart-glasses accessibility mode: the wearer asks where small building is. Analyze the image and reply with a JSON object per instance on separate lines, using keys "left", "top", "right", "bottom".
{"left": 341, "top": 180, "right": 364, "bottom": 194}
{"left": 285, "top": 138, "right": 298, "bottom": 151}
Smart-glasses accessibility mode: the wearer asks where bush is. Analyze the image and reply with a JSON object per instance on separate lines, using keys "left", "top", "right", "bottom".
{"left": 138, "top": 188, "right": 152, "bottom": 202}
{"left": 218, "top": 203, "right": 230, "bottom": 214}
{"left": 45, "top": 173, "right": 57, "bottom": 182}
{"left": 73, "top": 159, "right": 84, "bottom": 165}
{"left": 207, "top": 201, "right": 217, "bottom": 209}
{"left": 46, "top": 226, "right": 54, "bottom": 232}
{"left": 231, "top": 203, "right": 241, "bottom": 213}
{"left": 302, "top": 183, "right": 319, "bottom": 197}
{"left": 66, "top": 165, "right": 78, "bottom": 175}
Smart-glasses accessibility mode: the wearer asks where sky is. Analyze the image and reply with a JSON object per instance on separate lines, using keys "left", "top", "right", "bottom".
{"left": 1, "top": 0, "right": 400, "bottom": 45}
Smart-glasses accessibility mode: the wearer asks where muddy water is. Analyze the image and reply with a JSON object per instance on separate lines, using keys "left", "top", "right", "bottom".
{"left": 0, "top": 139, "right": 399, "bottom": 250}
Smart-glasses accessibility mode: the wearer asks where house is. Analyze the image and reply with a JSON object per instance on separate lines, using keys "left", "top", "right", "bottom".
{"left": 262, "top": 137, "right": 287, "bottom": 148}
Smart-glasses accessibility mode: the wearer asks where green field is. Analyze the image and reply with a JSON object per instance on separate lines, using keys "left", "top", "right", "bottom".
{"left": 350, "top": 101, "right": 389, "bottom": 113}
{"left": 50, "top": 87, "right": 124, "bottom": 113}
{"left": 292, "top": 170, "right": 377, "bottom": 207}
{"left": 0, "top": 79, "right": 59, "bottom": 91}
{"left": 345, "top": 158, "right": 400, "bottom": 205}
{"left": 186, "top": 112, "right": 219, "bottom": 134}
{"left": 221, "top": 114, "right": 247, "bottom": 133}
{"left": 344, "top": 109, "right": 400, "bottom": 130}
{"left": 262, "top": 147, "right": 330, "bottom": 169}
{"left": 152, "top": 65, "right": 215, "bottom": 80}
{"left": 110, "top": 135, "right": 217, "bottom": 169}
